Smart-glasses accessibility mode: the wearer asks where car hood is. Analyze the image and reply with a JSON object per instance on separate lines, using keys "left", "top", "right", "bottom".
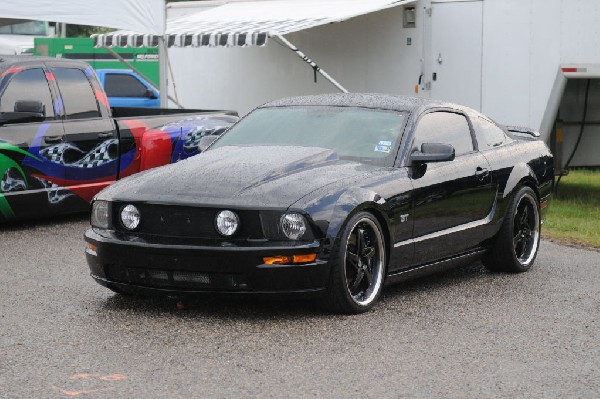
{"left": 99, "top": 145, "right": 388, "bottom": 208}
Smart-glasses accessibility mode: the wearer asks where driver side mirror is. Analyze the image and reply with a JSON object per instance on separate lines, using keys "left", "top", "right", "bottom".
{"left": 0, "top": 100, "right": 46, "bottom": 125}
{"left": 144, "top": 89, "right": 158, "bottom": 99}
{"left": 14, "top": 100, "right": 45, "bottom": 116}
{"left": 410, "top": 143, "right": 455, "bottom": 164}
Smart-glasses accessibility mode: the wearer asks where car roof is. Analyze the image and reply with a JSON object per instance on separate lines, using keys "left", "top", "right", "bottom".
{"left": 0, "top": 55, "right": 89, "bottom": 71}
{"left": 260, "top": 93, "right": 461, "bottom": 113}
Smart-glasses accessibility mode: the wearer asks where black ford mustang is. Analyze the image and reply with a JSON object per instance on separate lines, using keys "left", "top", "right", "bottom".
{"left": 85, "top": 94, "right": 553, "bottom": 313}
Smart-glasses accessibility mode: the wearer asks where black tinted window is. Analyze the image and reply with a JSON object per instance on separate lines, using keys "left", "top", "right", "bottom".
{"left": 104, "top": 74, "right": 148, "bottom": 98}
{"left": 53, "top": 68, "right": 100, "bottom": 119}
{"left": 412, "top": 112, "right": 473, "bottom": 156}
{"left": 472, "top": 116, "right": 509, "bottom": 150}
{"left": 0, "top": 68, "right": 54, "bottom": 119}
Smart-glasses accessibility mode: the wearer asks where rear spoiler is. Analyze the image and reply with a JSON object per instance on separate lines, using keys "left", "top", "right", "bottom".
{"left": 505, "top": 125, "right": 540, "bottom": 138}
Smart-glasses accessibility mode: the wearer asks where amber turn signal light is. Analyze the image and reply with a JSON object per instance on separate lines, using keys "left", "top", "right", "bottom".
{"left": 263, "top": 254, "right": 317, "bottom": 265}
{"left": 292, "top": 254, "right": 317, "bottom": 263}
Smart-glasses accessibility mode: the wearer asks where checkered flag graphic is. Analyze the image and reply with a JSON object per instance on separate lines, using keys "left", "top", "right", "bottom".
{"left": 40, "top": 143, "right": 83, "bottom": 164}
{"left": 74, "top": 139, "right": 118, "bottom": 168}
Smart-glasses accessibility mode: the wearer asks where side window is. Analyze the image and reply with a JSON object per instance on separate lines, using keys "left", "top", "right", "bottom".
{"left": 412, "top": 112, "right": 473, "bottom": 156}
{"left": 104, "top": 74, "right": 149, "bottom": 98}
{"left": 472, "top": 116, "right": 510, "bottom": 150}
{"left": 0, "top": 68, "right": 55, "bottom": 119}
{"left": 53, "top": 68, "right": 100, "bottom": 119}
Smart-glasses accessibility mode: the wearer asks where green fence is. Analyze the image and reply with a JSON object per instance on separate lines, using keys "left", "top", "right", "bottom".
{"left": 34, "top": 37, "right": 159, "bottom": 86}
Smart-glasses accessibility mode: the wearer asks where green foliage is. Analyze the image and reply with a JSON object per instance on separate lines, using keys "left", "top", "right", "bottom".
{"left": 66, "top": 25, "right": 114, "bottom": 38}
{"left": 543, "top": 169, "right": 600, "bottom": 248}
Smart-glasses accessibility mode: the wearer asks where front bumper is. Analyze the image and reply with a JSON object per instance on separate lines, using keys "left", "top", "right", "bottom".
{"left": 84, "top": 228, "right": 330, "bottom": 296}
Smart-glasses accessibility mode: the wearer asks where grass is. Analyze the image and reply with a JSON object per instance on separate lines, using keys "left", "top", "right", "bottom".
{"left": 543, "top": 169, "right": 600, "bottom": 248}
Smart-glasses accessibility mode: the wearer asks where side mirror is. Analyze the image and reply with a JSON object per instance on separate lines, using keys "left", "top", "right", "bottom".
{"left": 144, "top": 89, "right": 158, "bottom": 99}
{"left": 14, "top": 100, "right": 45, "bottom": 116}
{"left": 410, "top": 143, "right": 455, "bottom": 164}
{"left": 198, "top": 135, "right": 219, "bottom": 152}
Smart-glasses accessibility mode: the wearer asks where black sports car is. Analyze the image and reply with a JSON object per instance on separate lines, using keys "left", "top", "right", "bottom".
{"left": 84, "top": 94, "right": 553, "bottom": 313}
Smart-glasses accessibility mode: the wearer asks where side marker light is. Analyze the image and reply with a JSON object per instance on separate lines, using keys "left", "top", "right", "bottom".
{"left": 86, "top": 243, "right": 98, "bottom": 256}
{"left": 263, "top": 254, "right": 317, "bottom": 265}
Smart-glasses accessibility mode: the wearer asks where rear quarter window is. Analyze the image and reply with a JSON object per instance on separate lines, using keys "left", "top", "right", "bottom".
{"left": 472, "top": 116, "right": 510, "bottom": 150}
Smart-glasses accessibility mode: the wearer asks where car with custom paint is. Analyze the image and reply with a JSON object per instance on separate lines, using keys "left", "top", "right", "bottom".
{"left": 84, "top": 94, "right": 553, "bottom": 314}
{"left": 0, "top": 56, "right": 237, "bottom": 221}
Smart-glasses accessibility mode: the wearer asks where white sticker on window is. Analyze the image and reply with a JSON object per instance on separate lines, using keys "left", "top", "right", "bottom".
{"left": 374, "top": 140, "right": 392, "bottom": 153}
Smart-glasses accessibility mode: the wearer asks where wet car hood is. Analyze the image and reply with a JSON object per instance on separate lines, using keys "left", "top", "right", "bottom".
{"left": 98, "top": 145, "right": 389, "bottom": 209}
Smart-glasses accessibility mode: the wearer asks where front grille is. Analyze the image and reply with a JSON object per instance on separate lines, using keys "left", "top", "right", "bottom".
{"left": 107, "top": 264, "right": 247, "bottom": 290}
{"left": 112, "top": 203, "right": 264, "bottom": 239}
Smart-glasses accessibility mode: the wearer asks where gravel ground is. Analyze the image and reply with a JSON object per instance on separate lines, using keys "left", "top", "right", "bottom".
{"left": 1, "top": 215, "right": 599, "bottom": 398}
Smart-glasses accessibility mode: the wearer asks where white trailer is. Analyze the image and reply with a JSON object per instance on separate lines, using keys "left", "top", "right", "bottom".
{"left": 98, "top": 0, "right": 600, "bottom": 168}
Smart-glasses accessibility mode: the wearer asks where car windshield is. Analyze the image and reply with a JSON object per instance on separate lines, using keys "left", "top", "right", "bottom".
{"left": 211, "top": 106, "right": 407, "bottom": 166}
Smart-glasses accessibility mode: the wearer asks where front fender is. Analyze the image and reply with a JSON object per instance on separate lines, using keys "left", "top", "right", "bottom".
{"left": 295, "top": 187, "right": 393, "bottom": 259}
{"left": 326, "top": 188, "right": 391, "bottom": 242}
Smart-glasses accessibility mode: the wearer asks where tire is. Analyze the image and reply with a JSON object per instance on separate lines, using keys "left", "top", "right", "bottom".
{"left": 483, "top": 186, "right": 541, "bottom": 273}
{"left": 321, "top": 212, "right": 387, "bottom": 314}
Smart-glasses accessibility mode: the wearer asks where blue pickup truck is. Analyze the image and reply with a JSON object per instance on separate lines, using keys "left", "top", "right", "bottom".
{"left": 95, "top": 69, "right": 160, "bottom": 108}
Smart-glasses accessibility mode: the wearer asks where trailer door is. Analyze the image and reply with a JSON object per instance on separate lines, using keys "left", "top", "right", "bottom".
{"left": 429, "top": 0, "right": 483, "bottom": 110}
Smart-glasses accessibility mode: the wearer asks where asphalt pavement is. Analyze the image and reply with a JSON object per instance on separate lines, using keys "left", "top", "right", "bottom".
{"left": 1, "top": 215, "right": 599, "bottom": 398}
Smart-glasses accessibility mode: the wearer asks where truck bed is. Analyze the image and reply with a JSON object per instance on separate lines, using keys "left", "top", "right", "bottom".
{"left": 111, "top": 106, "right": 237, "bottom": 118}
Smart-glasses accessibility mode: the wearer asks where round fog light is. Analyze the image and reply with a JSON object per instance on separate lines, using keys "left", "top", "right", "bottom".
{"left": 120, "top": 204, "right": 141, "bottom": 230}
{"left": 280, "top": 213, "right": 307, "bottom": 240}
{"left": 216, "top": 210, "right": 240, "bottom": 236}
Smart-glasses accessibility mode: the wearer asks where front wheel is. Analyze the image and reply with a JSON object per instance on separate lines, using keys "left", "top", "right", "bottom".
{"left": 321, "top": 212, "right": 387, "bottom": 314}
{"left": 483, "top": 186, "right": 541, "bottom": 272}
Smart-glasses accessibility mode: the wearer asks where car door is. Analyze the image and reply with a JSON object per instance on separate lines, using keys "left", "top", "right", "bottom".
{"left": 407, "top": 110, "right": 496, "bottom": 265}
{"left": 0, "top": 65, "right": 68, "bottom": 220}
{"left": 103, "top": 72, "right": 159, "bottom": 108}
{"left": 51, "top": 66, "right": 119, "bottom": 204}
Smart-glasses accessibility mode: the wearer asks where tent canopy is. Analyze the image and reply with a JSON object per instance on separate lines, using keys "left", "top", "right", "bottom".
{"left": 0, "top": 0, "right": 165, "bottom": 35}
{"left": 93, "top": 0, "right": 414, "bottom": 48}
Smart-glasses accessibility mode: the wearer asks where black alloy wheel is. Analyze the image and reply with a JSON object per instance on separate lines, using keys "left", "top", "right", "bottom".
{"left": 322, "top": 212, "right": 386, "bottom": 313}
{"left": 483, "top": 186, "right": 540, "bottom": 272}
{"left": 513, "top": 192, "right": 540, "bottom": 266}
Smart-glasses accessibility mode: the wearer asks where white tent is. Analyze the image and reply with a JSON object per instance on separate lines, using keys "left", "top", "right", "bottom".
{"left": 0, "top": 0, "right": 165, "bottom": 34}
{"left": 92, "top": 0, "right": 413, "bottom": 99}
{"left": 94, "top": 0, "right": 413, "bottom": 48}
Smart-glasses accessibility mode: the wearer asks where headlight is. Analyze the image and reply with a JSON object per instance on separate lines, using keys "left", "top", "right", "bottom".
{"left": 91, "top": 200, "right": 110, "bottom": 229}
{"left": 280, "top": 213, "right": 307, "bottom": 240}
{"left": 215, "top": 210, "right": 240, "bottom": 236}
{"left": 120, "top": 204, "right": 141, "bottom": 230}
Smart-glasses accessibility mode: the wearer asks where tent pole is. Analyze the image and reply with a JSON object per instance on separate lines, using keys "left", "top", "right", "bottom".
{"left": 274, "top": 35, "right": 349, "bottom": 93}
{"left": 158, "top": 36, "right": 169, "bottom": 107}
{"left": 102, "top": 46, "right": 184, "bottom": 108}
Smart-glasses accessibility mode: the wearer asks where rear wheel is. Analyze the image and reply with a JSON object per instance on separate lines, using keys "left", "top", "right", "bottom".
{"left": 483, "top": 186, "right": 540, "bottom": 272}
{"left": 321, "top": 212, "right": 386, "bottom": 314}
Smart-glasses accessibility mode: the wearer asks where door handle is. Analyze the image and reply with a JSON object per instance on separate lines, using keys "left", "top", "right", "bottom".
{"left": 475, "top": 166, "right": 490, "bottom": 181}
{"left": 98, "top": 132, "right": 114, "bottom": 139}
{"left": 44, "top": 135, "right": 62, "bottom": 144}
